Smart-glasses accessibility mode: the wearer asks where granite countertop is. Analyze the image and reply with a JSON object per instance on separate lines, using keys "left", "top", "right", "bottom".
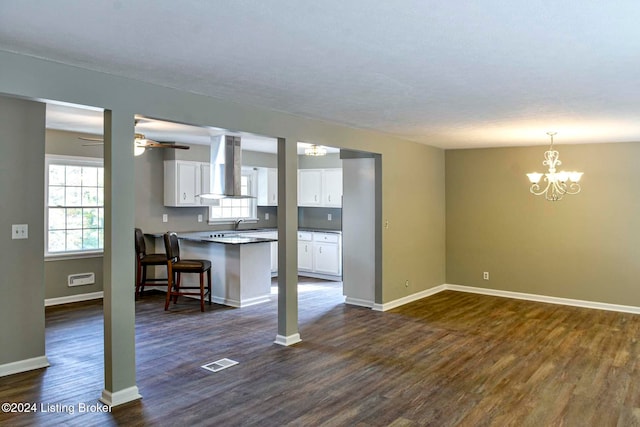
{"left": 145, "top": 228, "right": 341, "bottom": 244}
{"left": 178, "top": 231, "right": 278, "bottom": 245}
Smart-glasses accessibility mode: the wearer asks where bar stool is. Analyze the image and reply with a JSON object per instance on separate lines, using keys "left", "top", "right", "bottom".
{"left": 134, "top": 228, "right": 167, "bottom": 298}
{"left": 163, "top": 232, "right": 212, "bottom": 312}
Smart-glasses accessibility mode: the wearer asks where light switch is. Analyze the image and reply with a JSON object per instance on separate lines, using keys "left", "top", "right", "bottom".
{"left": 162, "top": 214, "right": 168, "bottom": 223}
{"left": 12, "top": 224, "right": 28, "bottom": 239}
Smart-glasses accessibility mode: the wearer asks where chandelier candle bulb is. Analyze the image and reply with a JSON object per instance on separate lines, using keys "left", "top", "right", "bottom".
{"left": 526, "top": 132, "right": 583, "bottom": 201}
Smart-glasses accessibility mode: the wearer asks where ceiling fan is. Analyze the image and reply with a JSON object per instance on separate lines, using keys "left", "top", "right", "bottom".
{"left": 79, "top": 130, "right": 190, "bottom": 156}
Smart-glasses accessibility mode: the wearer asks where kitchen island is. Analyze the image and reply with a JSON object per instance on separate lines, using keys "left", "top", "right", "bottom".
{"left": 151, "top": 232, "right": 277, "bottom": 308}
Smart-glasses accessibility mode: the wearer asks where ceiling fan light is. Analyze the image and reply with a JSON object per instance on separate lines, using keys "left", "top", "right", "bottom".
{"left": 134, "top": 145, "right": 146, "bottom": 156}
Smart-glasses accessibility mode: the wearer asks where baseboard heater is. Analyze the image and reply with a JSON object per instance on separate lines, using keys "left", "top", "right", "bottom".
{"left": 68, "top": 272, "right": 95, "bottom": 287}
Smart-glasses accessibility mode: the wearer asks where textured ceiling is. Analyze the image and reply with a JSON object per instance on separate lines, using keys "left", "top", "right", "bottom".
{"left": 1, "top": 1, "right": 639, "bottom": 148}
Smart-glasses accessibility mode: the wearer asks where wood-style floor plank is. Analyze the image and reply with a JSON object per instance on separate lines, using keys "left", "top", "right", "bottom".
{"left": 2, "top": 284, "right": 640, "bottom": 426}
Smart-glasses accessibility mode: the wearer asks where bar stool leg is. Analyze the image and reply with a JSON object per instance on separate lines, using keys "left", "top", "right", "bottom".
{"left": 207, "top": 269, "right": 212, "bottom": 306}
{"left": 199, "top": 272, "right": 205, "bottom": 312}
{"left": 164, "top": 267, "right": 173, "bottom": 311}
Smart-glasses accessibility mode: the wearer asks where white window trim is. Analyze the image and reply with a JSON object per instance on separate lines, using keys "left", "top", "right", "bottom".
{"left": 45, "top": 154, "right": 104, "bottom": 258}
{"left": 207, "top": 167, "right": 259, "bottom": 224}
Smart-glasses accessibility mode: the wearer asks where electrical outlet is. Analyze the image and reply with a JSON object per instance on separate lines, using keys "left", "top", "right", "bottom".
{"left": 385, "top": 220, "right": 389, "bottom": 229}
{"left": 12, "top": 224, "right": 28, "bottom": 239}
{"left": 265, "top": 212, "right": 269, "bottom": 220}
{"left": 405, "top": 280, "right": 409, "bottom": 288}
{"left": 162, "top": 214, "right": 168, "bottom": 223}
{"left": 483, "top": 272, "right": 489, "bottom": 280}
{"left": 197, "top": 214, "right": 203, "bottom": 223}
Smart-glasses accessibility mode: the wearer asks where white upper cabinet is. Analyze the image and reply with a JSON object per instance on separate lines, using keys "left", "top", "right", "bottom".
{"left": 322, "top": 169, "right": 342, "bottom": 207}
{"left": 298, "top": 169, "right": 323, "bottom": 206}
{"left": 164, "top": 160, "right": 209, "bottom": 207}
{"left": 257, "top": 167, "right": 278, "bottom": 206}
{"left": 298, "top": 168, "right": 342, "bottom": 207}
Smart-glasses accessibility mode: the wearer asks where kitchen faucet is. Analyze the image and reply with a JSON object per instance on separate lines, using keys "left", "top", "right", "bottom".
{"left": 234, "top": 219, "right": 244, "bottom": 231}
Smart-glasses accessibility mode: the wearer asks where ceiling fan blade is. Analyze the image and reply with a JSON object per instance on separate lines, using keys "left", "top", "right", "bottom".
{"left": 139, "top": 140, "right": 190, "bottom": 150}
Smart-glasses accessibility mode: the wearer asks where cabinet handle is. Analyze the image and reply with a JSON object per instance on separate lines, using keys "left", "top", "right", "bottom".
{"left": 314, "top": 195, "right": 317, "bottom": 202}
{"left": 328, "top": 195, "right": 331, "bottom": 202}
{"left": 319, "top": 247, "right": 322, "bottom": 254}
{"left": 305, "top": 245, "right": 308, "bottom": 253}
{"left": 183, "top": 193, "right": 186, "bottom": 200}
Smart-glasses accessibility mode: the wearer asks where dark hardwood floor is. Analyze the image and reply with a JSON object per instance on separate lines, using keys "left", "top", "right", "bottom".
{"left": 2, "top": 281, "right": 640, "bottom": 426}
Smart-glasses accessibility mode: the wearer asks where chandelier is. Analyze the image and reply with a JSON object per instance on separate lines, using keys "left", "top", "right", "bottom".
{"left": 526, "top": 132, "right": 583, "bottom": 201}
{"left": 304, "top": 144, "right": 327, "bottom": 156}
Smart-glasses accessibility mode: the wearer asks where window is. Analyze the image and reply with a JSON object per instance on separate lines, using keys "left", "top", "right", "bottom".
{"left": 208, "top": 168, "right": 258, "bottom": 222}
{"left": 45, "top": 155, "right": 104, "bottom": 256}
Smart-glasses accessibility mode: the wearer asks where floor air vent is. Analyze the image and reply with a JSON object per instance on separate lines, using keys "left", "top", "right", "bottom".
{"left": 201, "top": 358, "right": 238, "bottom": 373}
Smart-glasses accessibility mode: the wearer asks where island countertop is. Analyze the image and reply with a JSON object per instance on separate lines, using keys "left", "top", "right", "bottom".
{"left": 145, "top": 228, "right": 340, "bottom": 245}
{"left": 180, "top": 233, "right": 276, "bottom": 245}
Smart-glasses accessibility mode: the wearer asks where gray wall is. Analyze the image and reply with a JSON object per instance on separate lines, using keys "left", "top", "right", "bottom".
{"left": 0, "top": 96, "right": 46, "bottom": 365}
{"left": 446, "top": 142, "right": 640, "bottom": 306}
{"left": 299, "top": 152, "right": 342, "bottom": 169}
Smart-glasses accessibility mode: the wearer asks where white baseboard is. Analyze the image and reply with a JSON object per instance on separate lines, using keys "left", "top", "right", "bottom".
{"left": 374, "top": 283, "right": 640, "bottom": 314}
{"left": 45, "top": 291, "right": 104, "bottom": 307}
{"left": 211, "top": 294, "right": 271, "bottom": 308}
{"left": 274, "top": 333, "right": 302, "bottom": 346}
{"left": 345, "top": 297, "right": 373, "bottom": 308}
{"left": 374, "top": 285, "right": 447, "bottom": 311}
{"left": 0, "top": 355, "right": 50, "bottom": 377}
{"left": 445, "top": 284, "right": 640, "bottom": 314}
{"left": 99, "top": 386, "right": 142, "bottom": 407}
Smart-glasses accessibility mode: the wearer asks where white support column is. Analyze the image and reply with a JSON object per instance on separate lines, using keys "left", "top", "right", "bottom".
{"left": 100, "top": 109, "right": 142, "bottom": 406}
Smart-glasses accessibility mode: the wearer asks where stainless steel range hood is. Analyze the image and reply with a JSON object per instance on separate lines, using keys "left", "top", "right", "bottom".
{"left": 199, "top": 135, "right": 253, "bottom": 200}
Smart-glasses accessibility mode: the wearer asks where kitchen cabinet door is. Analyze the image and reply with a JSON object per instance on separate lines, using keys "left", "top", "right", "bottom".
{"left": 323, "top": 169, "right": 342, "bottom": 207}
{"left": 257, "top": 167, "right": 278, "bottom": 206}
{"left": 298, "top": 169, "right": 322, "bottom": 206}
{"left": 164, "top": 160, "right": 201, "bottom": 206}
{"left": 313, "top": 242, "right": 341, "bottom": 276}
{"left": 298, "top": 241, "right": 313, "bottom": 271}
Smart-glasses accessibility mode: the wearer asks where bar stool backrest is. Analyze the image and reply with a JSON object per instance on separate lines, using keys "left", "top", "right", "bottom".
{"left": 163, "top": 232, "right": 181, "bottom": 264}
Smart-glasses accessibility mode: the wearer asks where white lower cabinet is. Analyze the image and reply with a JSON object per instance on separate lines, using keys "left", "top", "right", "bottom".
{"left": 298, "top": 231, "right": 341, "bottom": 278}
{"left": 240, "top": 230, "right": 341, "bottom": 278}
{"left": 297, "top": 232, "right": 314, "bottom": 272}
{"left": 312, "top": 233, "right": 341, "bottom": 276}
